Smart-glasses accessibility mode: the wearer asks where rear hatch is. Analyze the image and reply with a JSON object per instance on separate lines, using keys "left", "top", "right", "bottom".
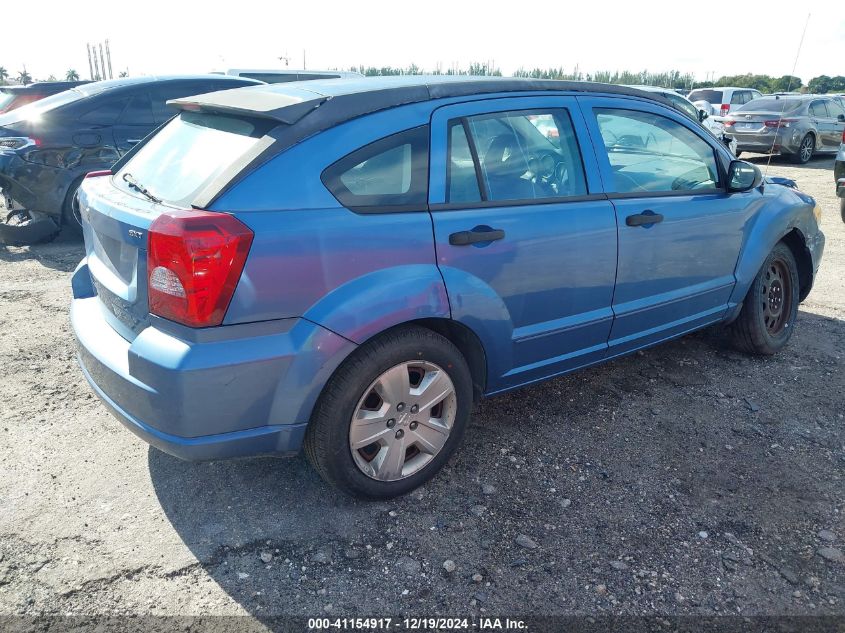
{"left": 79, "top": 110, "right": 270, "bottom": 340}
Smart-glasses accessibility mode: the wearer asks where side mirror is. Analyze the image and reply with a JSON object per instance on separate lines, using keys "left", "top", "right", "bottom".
{"left": 838, "top": 114, "right": 845, "bottom": 123}
{"left": 698, "top": 109, "right": 709, "bottom": 122}
{"left": 727, "top": 160, "right": 763, "bottom": 192}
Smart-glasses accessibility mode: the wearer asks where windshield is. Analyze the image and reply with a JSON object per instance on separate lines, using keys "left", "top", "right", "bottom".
{"left": 0, "top": 88, "right": 85, "bottom": 125}
{"left": 688, "top": 89, "right": 723, "bottom": 104}
{"left": 116, "top": 111, "right": 265, "bottom": 206}
{"left": 736, "top": 98, "right": 804, "bottom": 113}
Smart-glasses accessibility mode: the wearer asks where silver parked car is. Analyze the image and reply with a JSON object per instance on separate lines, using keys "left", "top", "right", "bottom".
{"left": 688, "top": 87, "right": 764, "bottom": 117}
{"left": 723, "top": 95, "right": 845, "bottom": 164}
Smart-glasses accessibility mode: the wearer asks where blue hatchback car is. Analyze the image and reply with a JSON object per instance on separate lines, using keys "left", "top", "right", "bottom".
{"left": 71, "top": 77, "right": 825, "bottom": 498}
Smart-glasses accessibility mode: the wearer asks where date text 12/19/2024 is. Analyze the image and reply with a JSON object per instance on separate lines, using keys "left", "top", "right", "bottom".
{"left": 307, "top": 618, "right": 528, "bottom": 630}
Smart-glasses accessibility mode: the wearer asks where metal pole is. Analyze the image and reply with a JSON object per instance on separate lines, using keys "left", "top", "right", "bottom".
{"left": 105, "top": 39, "right": 113, "bottom": 79}
{"left": 87, "top": 44, "right": 94, "bottom": 80}
{"left": 99, "top": 44, "right": 107, "bottom": 82}
{"left": 93, "top": 51, "right": 100, "bottom": 81}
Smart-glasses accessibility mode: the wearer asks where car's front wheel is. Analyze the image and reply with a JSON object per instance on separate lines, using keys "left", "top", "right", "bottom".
{"left": 728, "top": 242, "right": 799, "bottom": 355}
{"left": 304, "top": 325, "right": 473, "bottom": 499}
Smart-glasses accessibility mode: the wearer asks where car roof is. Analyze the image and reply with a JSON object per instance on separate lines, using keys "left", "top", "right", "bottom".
{"left": 1, "top": 80, "right": 90, "bottom": 94}
{"left": 73, "top": 74, "right": 261, "bottom": 97}
{"left": 171, "top": 75, "right": 676, "bottom": 126}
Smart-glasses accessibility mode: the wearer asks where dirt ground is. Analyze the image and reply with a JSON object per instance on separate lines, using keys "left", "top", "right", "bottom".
{"left": 0, "top": 154, "right": 843, "bottom": 624}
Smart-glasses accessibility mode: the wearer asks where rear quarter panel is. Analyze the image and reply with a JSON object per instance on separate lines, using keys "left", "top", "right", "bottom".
{"left": 215, "top": 102, "right": 451, "bottom": 343}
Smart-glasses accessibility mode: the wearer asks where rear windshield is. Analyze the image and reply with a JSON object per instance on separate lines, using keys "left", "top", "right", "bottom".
{"left": 735, "top": 98, "right": 804, "bottom": 113}
{"left": 0, "top": 88, "right": 86, "bottom": 125}
{"left": 688, "top": 90, "right": 723, "bottom": 104}
{"left": 115, "top": 111, "right": 266, "bottom": 206}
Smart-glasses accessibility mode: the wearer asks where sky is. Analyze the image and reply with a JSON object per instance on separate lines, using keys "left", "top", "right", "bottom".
{"left": 2, "top": 0, "right": 843, "bottom": 83}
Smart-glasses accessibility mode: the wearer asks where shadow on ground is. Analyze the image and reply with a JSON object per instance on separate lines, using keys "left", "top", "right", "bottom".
{"left": 0, "top": 230, "right": 84, "bottom": 273}
{"left": 148, "top": 309, "right": 845, "bottom": 615}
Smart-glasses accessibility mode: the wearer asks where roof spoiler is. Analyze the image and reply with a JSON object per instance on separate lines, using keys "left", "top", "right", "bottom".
{"left": 168, "top": 86, "right": 328, "bottom": 124}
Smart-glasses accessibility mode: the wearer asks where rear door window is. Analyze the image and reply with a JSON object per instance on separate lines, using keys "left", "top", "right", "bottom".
{"left": 78, "top": 98, "right": 129, "bottom": 124}
{"left": 593, "top": 108, "right": 720, "bottom": 194}
{"left": 119, "top": 93, "right": 155, "bottom": 125}
{"left": 321, "top": 126, "right": 429, "bottom": 212}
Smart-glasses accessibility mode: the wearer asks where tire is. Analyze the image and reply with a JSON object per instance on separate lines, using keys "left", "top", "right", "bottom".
{"left": 304, "top": 325, "right": 473, "bottom": 499}
{"left": 728, "top": 242, "right": 799, "bottom": 355}
{"left": 791, "top": 134, "right": 815, "bottom": 164}
{"left": 60, "top": 178, "right": 84, "bottom": 238}
{"left": 840, "top": 198, "right": 845, "bottom": 224}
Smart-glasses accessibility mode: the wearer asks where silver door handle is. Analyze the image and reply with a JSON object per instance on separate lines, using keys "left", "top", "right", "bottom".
{"left": 126, "top": 139, "right": 142, "bottom": 144}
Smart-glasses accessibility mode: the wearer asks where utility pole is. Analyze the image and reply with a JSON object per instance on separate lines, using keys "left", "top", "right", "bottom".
{"left": 303, "top": 49, "right": 306, "bottom": 70}
{"left": 87, "top": 44, "right": 95, "bottom": 80}
{"left": 93, "top": 51, "right": 100, "bottom": 81}
{"left": 105, "top": 39, "right": 113, "bottom": 79}
{"left": 99, "top": 44, "right": 107, "bottom": 81}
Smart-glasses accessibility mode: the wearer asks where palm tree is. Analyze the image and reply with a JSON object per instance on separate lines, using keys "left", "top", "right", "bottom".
{"left": 17, "top": 69, "right": 32, "bottom": 85}
{"left": 0, "top": 67, "right": 8, "bottom": 84}
{"left": 66, "top": 69, "right": 79, "bottom": 81}
{"left": 119, "top": 71, "right": 128, "bottom": 78}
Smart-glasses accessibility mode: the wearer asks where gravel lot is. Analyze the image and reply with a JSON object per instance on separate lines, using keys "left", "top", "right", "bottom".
{"left": 0, "top": 154, "right": 843, "bottom": 622}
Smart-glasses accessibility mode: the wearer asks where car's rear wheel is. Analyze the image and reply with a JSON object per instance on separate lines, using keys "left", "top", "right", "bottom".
{"left": 791, "top": 134, "right": 815, "bottom": 164}
{"left": 840, "top": 198, "right": 845, "bottom": 224}
{"left": 728, "top": 242, "right": 799, "bottom": 355}
{"left": 304, "top": 325, "right": 473, "bottom": 499}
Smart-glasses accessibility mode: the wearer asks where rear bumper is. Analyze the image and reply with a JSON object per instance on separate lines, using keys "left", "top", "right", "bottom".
{"left": 71, "top": 259, "right": 356, "bottom": 461}
{"left": 729, "top": 130, "right": 802, "bottom": 154}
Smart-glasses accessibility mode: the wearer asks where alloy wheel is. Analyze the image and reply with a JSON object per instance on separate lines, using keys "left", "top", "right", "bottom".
{"left": 800, "top": 136, "right": 813, "bottom": 163}
{"left": 349, "top": 361, "right": 457, "bottom": 481}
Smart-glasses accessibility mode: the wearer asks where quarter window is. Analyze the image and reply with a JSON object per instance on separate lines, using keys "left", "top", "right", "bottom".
{"left": 321, "top": 126, "right": 429, "bottom": 211}
{"left": 594, "top": 108, "right": 720, "bottom": 194}
{"left": 452, "top": 109, "right": 587, "bottom": 203}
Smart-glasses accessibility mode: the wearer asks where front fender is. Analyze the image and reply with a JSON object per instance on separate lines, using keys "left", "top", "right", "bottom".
{"left": 728, "top": 184, "right": 821, "bottom": 311}
{"left": 303, "top": 264, "right": 451, "bottom": 344}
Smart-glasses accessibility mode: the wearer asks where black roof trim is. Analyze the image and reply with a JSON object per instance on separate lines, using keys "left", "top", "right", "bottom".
{"left": 169, "top": 77, "right": 675, "bottom": 127}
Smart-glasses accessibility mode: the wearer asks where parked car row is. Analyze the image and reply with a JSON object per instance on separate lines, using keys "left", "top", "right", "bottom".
{"left": 69, "top": 76, "right": 824, "bottom": 498}
{"left": 0, "top": 75, "right": 261, "bottom": 243}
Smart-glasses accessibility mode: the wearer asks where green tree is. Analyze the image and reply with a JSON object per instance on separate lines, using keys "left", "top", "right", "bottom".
{"left": 66, "top": 69, "right": 79, "bottom": 81}
{"left": 119, "top": 70, "right": 128, "bottom": 78}
{"left": 0, "top": 67, "right": 8, "bottom": 84}
{"left": 17, "top": 69, "right": 32, "bottom": 85}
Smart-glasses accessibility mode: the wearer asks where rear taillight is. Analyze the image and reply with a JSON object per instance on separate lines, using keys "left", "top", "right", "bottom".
{"left": 764, "top": 119, "right": 798, "bottom": 128}
{"left": 842, "top": 128, "right": 845, "bottom": 143}
{"left": 147, "top": 210, "right": 253, "bottom": 328}
{"left": 85, "top": 169, "right": 112, "bottom": 178}
{"left": 720, "top": 104, "right": 730, "bottom": 116}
